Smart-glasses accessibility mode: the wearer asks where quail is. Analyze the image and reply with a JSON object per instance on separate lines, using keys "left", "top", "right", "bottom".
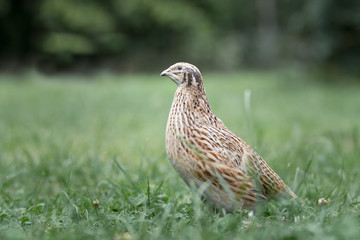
{"left": 161, "top": 62, "right": 296, "bottom": 211}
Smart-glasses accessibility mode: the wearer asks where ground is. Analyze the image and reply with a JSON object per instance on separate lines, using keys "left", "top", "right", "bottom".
{"left": 0, "top": 70, "right": 359, "bottom": 239}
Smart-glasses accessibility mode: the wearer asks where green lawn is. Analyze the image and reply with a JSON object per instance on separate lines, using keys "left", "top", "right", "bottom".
{"left": 0, "top": 70, "right": 359, "bottom": 239}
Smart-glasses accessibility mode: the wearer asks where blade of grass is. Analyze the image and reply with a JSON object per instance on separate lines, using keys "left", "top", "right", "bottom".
{"left": 113, "top": 156, "right": 137, "bottom": 189}
{"left": 294, "top": 156, "right": 313, "bottom": 193}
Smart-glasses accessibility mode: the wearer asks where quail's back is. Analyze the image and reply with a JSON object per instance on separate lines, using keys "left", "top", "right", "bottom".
{"left": 161, "top": 62, "right": 296, "bottom": 211}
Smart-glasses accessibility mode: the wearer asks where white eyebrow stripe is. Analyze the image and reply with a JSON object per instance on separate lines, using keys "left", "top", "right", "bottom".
{"left": 191, "top": 75, "right": 198, "bottom": 86}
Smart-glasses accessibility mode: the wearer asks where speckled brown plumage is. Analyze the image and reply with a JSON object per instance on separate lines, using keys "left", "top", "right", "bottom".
{"left": 161, "top": 62, "right": 296, "bottom": 211}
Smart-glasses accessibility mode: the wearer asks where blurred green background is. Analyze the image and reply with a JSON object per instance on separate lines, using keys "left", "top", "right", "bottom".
{"left": 1, "top": 0, "right": 359, "bottom": 74}
{"left": 1, "top": 1, "right": 360, "bottom": 239}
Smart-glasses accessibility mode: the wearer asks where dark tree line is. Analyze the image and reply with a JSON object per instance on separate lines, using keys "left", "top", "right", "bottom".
{"left": 0, "top": 0, "right": 359, "bottom": 74}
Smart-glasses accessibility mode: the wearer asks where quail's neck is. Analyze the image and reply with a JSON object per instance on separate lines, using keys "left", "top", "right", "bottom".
{"left": 175, "top": 86, "right": 208, "bottom": 106}
{"left": 177, "top": 84, "right": 206, "bottom": 97}
{"left": 173, "top": 86, "right": 220, "bottom": 127}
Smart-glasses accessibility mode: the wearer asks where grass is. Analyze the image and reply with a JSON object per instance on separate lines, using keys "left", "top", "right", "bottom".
{"left": 0, "top": 70, "right": 359, "bottom": 239}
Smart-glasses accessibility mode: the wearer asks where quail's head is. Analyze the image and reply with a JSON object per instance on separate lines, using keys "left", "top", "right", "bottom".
{"left": 161, "top": 62, "right": 203, "bottom": 90}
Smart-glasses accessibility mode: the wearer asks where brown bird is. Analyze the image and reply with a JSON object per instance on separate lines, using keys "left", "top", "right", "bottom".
{"left": 161, "top": 62, "right": 296, "bottom": 212}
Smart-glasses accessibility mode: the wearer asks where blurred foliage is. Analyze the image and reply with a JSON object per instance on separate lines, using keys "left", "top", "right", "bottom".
{"left": 0, "top": 0, "right": 359, "bottom": 73}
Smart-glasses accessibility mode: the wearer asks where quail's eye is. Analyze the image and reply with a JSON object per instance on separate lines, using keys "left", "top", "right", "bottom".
{"left": 177, "top": 66, "right": 183, "bottom": 70}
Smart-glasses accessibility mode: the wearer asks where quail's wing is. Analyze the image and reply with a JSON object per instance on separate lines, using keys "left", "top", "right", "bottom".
{"left": 184, "top": 124, "right": 264, "bottom": 203}
{"left": 186, "top": 124, "right": 296, "bottom": 199}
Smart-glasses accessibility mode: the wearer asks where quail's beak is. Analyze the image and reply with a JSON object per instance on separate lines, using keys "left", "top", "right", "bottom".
{"left": 160, "top": 67, "right": 181, "bottom": 85}
{"left": 160, "top": 70, "right": 168, "bottom": 77}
